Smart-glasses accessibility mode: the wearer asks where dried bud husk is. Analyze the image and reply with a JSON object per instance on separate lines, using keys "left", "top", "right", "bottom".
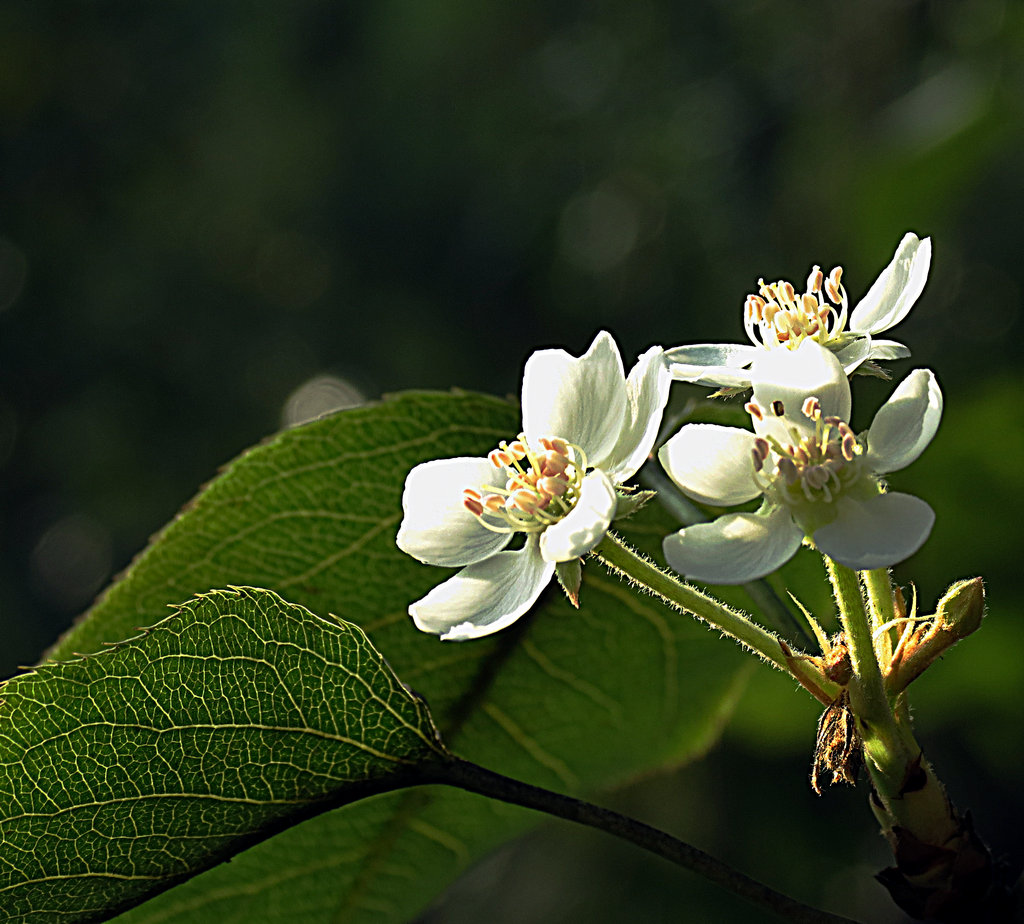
{"left": 811, "top": 691, "right": 862, "bottom": 795}
{"left": 823, "top": 635, "right": 853, "bottom": 686}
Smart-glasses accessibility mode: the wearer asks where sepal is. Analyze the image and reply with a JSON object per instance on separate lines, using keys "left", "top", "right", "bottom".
{"left": 613, "top": 488, "right": 657, "bottom": 521}
{"left": 555, "top": 558, "right": 583, "bottom": 608}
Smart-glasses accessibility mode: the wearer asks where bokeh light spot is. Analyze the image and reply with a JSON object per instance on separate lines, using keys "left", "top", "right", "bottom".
{"left": 281, "top": 374, "right": 365, "bottom": 428}
{"left": 30, "top": 514, "right": 113, "bottom": 614}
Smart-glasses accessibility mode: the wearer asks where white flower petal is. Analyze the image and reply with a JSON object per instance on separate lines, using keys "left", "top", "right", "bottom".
{"left": 522, "top": 331, "right": 627, "bottom": 463}
{"left": 751, "top": 340, "right": 851, "bottom": 443}
{"left": 410, "top": 537, "right": 555, "bottom": 640}
{"left": 662, "top": 506, "right": 803, "bottom": 584}
{"left": 540, "top": 469, "right": 617, "bottom": 562}
{"left": 397, "top": 457, "right": 511, "bottom": 567}
{"left": 601, "top": 345, "right": 672, "bottom": 481}
{"left": 658, "top": 424, "right": 761, "bottom": 506}
{"left": 813, "top": 493, "right": 934, "bottom": 571}
{"left": 850, "top": 233, "right": 931, "bottom": 335}
{"left": 664, "top": 343, "right": 758, "bottom": 388}
{"left": 865, "top": 369, "right": 943, "bottom": 474}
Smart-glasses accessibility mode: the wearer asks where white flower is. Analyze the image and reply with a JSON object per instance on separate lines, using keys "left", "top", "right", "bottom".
{"left": 658, "top": 339, "right": 942, "bottom": 584}
{"left": 665, "top": 232, "right": 931, "bottom": 389}
{"left": 397, "top": 331, "right": 671, "bottom": 640}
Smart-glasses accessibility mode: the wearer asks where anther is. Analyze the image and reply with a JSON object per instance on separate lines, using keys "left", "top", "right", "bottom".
{"left": 510, "top": 489, "right": 542, "bottom": 514}
{"left": 745, "top": 401, "right": 764, "bottom": 421}
{"left": 771, "top": 400, "right": 785, "bottom": 417}
{"left": 489, "top": 449, "right": 512, "bottom": 468}
{"left": 841, "top": 432, "right": 857, "bottom": 461}
{"left": 540, "top": 436, "right": 569, "bottom": 456}
{"left": 825, "top": 267, "right": 843, "bottom": 304}
{"left": 463, "top": 496, "right": 484, "bottom": 517}
{"left": 807, "top": 267, "right": 823, "bottom": 293}
{"left": 538, "top": 476, "right": 568, "bottom": 497}
{"left": 538, "top": 450, "right": 569, "bottom": 477}
{"left": 802, "top": 397, "right": 822, "bottom": 420}
{"left": 804, "top": 466, "right": 831, "bottom": 490}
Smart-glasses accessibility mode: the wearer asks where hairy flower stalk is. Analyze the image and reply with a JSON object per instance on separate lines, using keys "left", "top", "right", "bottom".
{"left": 591, "top": 531, "right": 839, "bottom": 705}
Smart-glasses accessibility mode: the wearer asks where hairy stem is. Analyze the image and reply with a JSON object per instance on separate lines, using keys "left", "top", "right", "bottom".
{"left": 824, "top": 558, "right": 908, "bottom": 777}
{"left": 861, "top": 567, "right": 897, "bottom": 667}
{"left": 424, "top": 756, "right": 858, "bottom": 924}
{"left": 592, "top": 532, "right": 838, "bottom": 704}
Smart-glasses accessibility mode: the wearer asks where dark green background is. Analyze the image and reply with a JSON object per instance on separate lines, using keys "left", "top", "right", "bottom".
{"left": 1, "top": 2, "right": 1020, "bottom": 921}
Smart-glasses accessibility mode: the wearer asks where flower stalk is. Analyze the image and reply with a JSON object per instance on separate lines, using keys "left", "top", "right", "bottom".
{"left": 591, "top": 531, "right": 839, "bottom": 704}
{"left": 825, "top": 559, "right": 910, "bottom": 782}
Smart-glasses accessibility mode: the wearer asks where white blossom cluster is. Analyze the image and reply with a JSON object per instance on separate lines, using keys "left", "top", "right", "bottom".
{"left": 398, "top": 234, "right": 940, "bottom": 639}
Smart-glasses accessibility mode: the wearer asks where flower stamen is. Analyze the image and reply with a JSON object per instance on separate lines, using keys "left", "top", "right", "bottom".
{"left": 744, "top": 263, "right": 850, "bottom": 353}
{"left": 465, "top": 433, "right": 589, "bottom": 535}
{"left": 745, "top": 396, "right": 866, "bottom": 518}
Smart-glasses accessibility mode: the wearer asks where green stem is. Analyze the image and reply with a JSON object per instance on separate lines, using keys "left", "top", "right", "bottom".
{"left": 861, "top": 568, "right": 896, "bottom": 634}
{"left": 861, "top": 568, "right": 897, "bottom": 677}
{"left": 823, "top": 558, "right": 907, "bottom": 783}
{"left": 593, "top": 532, "right": 838, "bottom": 705}
{"left": 425, "top": 756, "right": 859, "bottom": 924}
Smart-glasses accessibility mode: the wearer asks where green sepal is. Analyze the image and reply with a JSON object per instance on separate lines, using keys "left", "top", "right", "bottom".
{"left": 555, "top": 558, "right": 583, "bottom": 607}
{"left": 613, "top": 488, "right": 657, "bottom": 521}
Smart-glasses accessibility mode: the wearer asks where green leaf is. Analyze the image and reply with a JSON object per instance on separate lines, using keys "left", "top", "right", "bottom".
{"left": 34, "top": 390, "right": 747, "bottom": 923}
{"left": 0, "top": 586, "right": 446, "bottom": 923}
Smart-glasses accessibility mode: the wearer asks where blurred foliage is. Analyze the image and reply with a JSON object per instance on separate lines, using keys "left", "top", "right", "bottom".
{"left": 1, "top": 0, "right": 1022, "bottom": 921}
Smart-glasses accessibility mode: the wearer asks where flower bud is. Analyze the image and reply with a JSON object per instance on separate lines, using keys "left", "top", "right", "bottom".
{"left": 935, "top": 577, "right": 985, "bottom": 638}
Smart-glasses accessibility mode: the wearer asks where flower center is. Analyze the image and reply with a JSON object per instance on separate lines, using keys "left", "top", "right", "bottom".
{"left": 462, "top": 435, "right": 587, "bottom": 534}
{"left": 744, "top": 265, "right": 850, "bottom": 352}
{"left": 746, "top": 397, "right": 870, "bottom": 531}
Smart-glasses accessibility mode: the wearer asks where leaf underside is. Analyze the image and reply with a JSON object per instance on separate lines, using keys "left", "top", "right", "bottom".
{"left": 0, "top": 587, "right": 446, "bottom": 922}
{"left": 9, "top": 390, "right": 747, "bottom": 923}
